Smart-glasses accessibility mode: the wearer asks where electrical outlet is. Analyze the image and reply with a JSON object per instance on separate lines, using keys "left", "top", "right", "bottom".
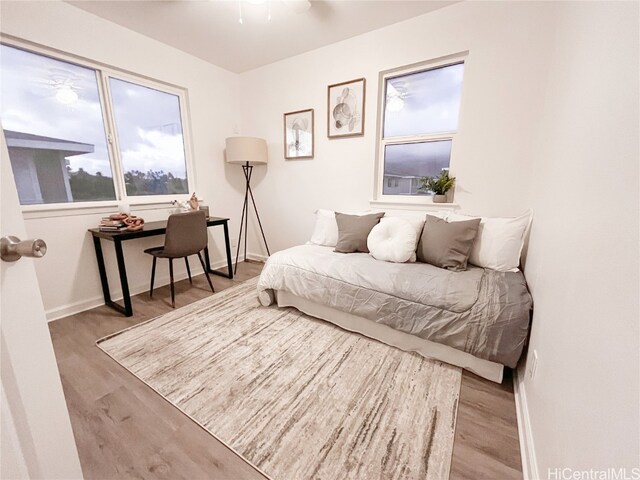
{"left": 528, "top": 350, "right": 538, "bottom": 379}
{"left": 231, "top": 239, "right": 238, "bottom": 248}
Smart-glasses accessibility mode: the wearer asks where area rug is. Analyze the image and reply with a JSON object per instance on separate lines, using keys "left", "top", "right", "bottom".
{"left": 97, "top": 277, "right": 462, "bottom": 480}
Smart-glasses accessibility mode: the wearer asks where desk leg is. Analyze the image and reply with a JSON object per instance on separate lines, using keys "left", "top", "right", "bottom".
{"left": 206, "top": 222, "right": 234, "bottom": 280}
{"left": 92, "top": 236, "right": 129, "bottom": 317}
{"left": 223, "top": 221, "right": 233, "bottom": 279}
{"left": 92, "top": 236, "right": 112, "bottom": 304}
{"left": 114, "top": 240, "right": 133, "bottom": 317}
{"left": 204, "top": 245, "right": 212, "bottom": 271}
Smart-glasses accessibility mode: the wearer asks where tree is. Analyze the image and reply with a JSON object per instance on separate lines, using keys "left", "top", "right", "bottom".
{"left": 68, "top": 168, "right": 116, "bottom": 201}
{"left": 124, "top": 169, "right": 187, "bottom": 196}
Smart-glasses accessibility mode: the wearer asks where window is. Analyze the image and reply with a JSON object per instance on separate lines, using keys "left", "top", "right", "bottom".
{"left": 376, "top": 57, "right": 465, "bottom": 199}
{"left": 0, "top": 43, "right": 192, "bottom": 207}
{"left": 0, "top": 44, "right": 115, "bottom": 204}
{"left": 109, "top": 78, "right": 188, "bottom": 197}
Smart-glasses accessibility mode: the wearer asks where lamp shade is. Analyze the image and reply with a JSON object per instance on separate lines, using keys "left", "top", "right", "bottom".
{"left": 225, "top": 137, "right": 268, "bottom": 165}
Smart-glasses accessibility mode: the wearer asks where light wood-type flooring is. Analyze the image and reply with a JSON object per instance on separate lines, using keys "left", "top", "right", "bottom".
{"left": 49, "top": 261, "right": 522, "bottom": 480}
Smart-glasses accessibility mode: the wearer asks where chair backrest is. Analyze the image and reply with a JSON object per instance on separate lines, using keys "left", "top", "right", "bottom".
{"left": 163, "top": 210, "right": 208, "bottom": 257}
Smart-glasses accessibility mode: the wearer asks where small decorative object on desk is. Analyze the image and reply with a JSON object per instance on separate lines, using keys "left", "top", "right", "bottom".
{"left": 98, "top": 213, "right": 127, "bottom": 232}
{"left": 418, "top": 169, "right": 456, "bottom": 203}
{"left": 171, "top": 200, "right": 189, "bottom": 212}
{"left": 123, "top": 215, "right": 145, "bottom": 231}
{"left": 118, "top": 203, "right": 131, "bottom": 215}
{"left": 98, "top": 213, "right": 145, "bottom": 232}
{"left": 189, "top": 192, "right": 199, "bottom": 210}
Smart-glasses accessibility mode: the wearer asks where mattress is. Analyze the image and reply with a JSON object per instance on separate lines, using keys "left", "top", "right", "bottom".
{"left": 257, "top": 244, "right": 532, "bottom": 367}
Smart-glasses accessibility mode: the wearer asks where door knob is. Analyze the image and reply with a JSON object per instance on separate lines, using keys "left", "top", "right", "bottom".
{"left": 1, "top": 236, "right": 47, "bottom": 262}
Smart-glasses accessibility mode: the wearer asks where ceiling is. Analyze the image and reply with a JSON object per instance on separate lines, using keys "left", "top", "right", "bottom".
{"left": 66, "top": 0, "right": 457, "bottom": 73}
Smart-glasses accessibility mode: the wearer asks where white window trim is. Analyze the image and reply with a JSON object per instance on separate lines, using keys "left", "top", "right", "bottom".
{"left": 372, "top": 52, "right": 468, "bottom": 207}
{"left": 0, "top": 35, "right": 197, "bottom": 213}
{"left": 21, "top": 202, "right": 179, "bottom": 220}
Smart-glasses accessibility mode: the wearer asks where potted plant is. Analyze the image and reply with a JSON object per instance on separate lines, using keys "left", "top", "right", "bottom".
{"left": 418, "top": 170, "right": 456, "bottom": 203}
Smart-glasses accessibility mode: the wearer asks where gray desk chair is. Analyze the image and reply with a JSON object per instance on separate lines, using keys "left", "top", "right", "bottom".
{"left": 144, "top": 210, "right": 214, "bottom": 308}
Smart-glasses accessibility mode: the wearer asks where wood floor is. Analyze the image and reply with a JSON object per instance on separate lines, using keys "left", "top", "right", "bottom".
{"left": 49, "top": 261, "right": 522, "bottom": 480}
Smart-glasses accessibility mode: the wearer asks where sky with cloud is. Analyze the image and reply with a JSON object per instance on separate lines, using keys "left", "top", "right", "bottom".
{"left": 384, "top": 62, "right": 464, "bottom": 138}
{"left": 0, "top": 44, "right": 187, "bottom": 179}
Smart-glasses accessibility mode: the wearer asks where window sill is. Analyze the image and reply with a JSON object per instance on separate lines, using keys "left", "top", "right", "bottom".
{"left": 21, "top": 199, "right": 185, "bottom": 220}
{"left": 369, "top": 198, "right": 460, "bottom": 211}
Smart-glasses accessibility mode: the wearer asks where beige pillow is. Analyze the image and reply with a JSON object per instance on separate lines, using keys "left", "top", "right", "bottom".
{"left": 416, "top": 215, "right": 481, "bottom": 271}
{"left": 334, "top": 212, "right": 385, "bottom": 253}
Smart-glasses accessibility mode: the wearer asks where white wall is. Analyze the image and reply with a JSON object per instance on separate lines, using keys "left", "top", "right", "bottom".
{"left": 522, "top": 1, "right": 640, "bottom": 474}
{"left": 239, "top": 1, "right": 555, "bottom": 255}
{"left": 0, "top": 1, "right": 248, "bottom": 319}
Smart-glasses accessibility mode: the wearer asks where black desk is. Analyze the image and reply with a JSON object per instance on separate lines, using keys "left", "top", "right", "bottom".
{"left": 89, "top": 216, "right": 232, "bottom": 317}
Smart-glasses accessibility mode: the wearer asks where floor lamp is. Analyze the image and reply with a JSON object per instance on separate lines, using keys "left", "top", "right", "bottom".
{"left": 225, "top": 136, "right": 270, "bottom": 274}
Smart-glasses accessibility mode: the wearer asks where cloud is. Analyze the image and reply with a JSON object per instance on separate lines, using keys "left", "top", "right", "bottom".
{"left": 0, "top": 44, "right": 187, "bottom": 178}
{"left": 120, "top": 128, "right": 187, "bottom": 177}
{"left": 385, "top": 63, "right": 464, "bottom": 137}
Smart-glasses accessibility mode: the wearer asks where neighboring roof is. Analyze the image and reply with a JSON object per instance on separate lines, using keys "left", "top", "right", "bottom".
{"left": 384, "top": 174, "right": 420, "bottom": 179}
{"left": 4, "top": 129, "right": 95, "bottom": 156}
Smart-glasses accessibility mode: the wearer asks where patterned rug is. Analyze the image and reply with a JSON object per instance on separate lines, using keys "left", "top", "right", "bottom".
{"left": 97, "top": 278, "right": 462, "bottom": 480}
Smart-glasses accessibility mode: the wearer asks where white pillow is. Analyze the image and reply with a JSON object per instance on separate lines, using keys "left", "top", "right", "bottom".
{"left": 380, "top": 214, "right": 426, "bottom": 262}
{"left": 447, "top": 210, "right": 532, "bottom": 272}
{"left": 367, "top": 217, "right": 418, "bottom": 263}
{"left": 309, "top": 209, "right": 339, "bottom": 246}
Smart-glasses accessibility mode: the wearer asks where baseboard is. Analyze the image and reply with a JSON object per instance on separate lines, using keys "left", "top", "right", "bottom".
{"left": 513, "top": 365, "right": 539, "bottom": 480}
{"left": 46, "top": 256, "right": 240, "bottom": 322}
{"left": 246, "top": 252, "right": 269, "bottom": 262}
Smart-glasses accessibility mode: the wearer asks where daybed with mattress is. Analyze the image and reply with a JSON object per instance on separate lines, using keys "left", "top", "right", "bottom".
{"left": 257, "top": 210, "right": 533, "bottom": 383}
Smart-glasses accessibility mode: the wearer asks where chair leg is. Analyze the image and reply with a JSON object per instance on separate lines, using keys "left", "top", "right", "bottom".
{"left": 185, "top": 257, "right": 192, "bottom": 284}
{"left": 169, "top": 258, "right": 175, "bottom": 308}
{"left": 197, "top": 252, "right": 215, "bottom": 293}
{"left": 150, "top": 257, "right": 157, "bottom": 298}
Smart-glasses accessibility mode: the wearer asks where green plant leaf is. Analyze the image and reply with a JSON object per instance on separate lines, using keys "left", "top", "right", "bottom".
{"left": 417, "top": 170, "right": 456, "bottom": 195}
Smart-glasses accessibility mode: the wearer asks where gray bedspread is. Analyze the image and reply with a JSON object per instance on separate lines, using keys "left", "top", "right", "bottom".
{"left": 257, "top": 245, "right": 532, "bottom": 367}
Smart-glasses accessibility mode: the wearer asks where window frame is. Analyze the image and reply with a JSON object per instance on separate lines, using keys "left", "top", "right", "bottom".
{"left": 373, "top": 52, "right": 468, "bottom": 206}
{"left": 0, "top": 36, "right": 196, "bottom": 212}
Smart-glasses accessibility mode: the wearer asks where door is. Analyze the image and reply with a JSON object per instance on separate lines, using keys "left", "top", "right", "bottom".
{"left": 1, "top": 133, "right": 83, "bottom": 478}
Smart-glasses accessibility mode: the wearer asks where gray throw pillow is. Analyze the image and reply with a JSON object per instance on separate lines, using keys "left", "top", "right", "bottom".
{"left": 416, "top": 215, "right": 481, "bottom": 271}
{"left": 334, "top": 212, "right": 385, "bottom": 253}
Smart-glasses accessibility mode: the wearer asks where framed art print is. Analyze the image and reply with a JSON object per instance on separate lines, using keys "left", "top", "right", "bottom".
{"left": 284, "top": 108, "right": 314, "bottom": 159}
{"left": 327, "top": 78, "right": 365, "bottom": 138}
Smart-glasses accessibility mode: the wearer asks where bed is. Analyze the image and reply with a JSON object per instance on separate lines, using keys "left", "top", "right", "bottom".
{"left": 257, "top": 244, "right": 532, "bottom": 383}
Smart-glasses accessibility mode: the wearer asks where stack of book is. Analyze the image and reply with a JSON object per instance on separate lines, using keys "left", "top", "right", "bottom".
{"left": 99, "top": 216, "right": 127, "bottom": 232}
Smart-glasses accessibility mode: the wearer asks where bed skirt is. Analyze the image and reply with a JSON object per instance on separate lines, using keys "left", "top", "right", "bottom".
{"left": 272, "top": 289, "right": 505, "bottom": 383}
